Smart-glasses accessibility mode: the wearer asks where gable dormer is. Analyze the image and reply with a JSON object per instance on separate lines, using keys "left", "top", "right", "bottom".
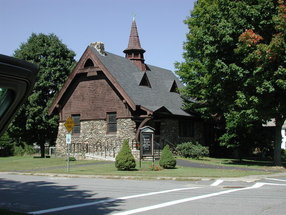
{"left": 170, "top": 80, "right": 179, "bottom": 93}
{"left": 139, "top": 73, "right": 151, "bottom": 88}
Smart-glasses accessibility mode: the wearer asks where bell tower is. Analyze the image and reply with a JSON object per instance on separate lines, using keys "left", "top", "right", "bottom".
{"left": 123, "top": 18, "right": 147, "bottom": 71}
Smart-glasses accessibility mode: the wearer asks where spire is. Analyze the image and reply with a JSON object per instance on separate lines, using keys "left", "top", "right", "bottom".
{"left": 124, "top": 18, "right": 147, "bottom": 71}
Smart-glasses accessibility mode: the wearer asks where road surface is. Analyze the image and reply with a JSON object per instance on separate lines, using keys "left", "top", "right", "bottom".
{"left": 0, "top": 173, "right": 286, "bottom": 215}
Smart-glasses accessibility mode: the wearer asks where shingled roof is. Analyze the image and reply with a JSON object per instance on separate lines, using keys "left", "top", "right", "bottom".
{"left": 89, "top": 46, "right": 191, "bottom": 117}
{"left": 49, "top": 19, "right": 192, "bottom": 117}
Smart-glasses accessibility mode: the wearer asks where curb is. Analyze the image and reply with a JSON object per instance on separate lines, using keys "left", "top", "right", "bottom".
{"left": 4, "top": 171, "right": 286, "bottom": 182}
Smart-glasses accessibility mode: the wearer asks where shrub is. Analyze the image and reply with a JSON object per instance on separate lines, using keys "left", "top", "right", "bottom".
{"left": 0, "top": 132, "right": 14, "bottom": 156}
{"left": 159, "top": 145, "right": 176, "bottom": 169}
{"left": 176, "top": 141, "right": 209, "bottom": 159}
{"left": 115, "top": 140, "right": 136, "bottom": 171}
{"left": 68, "top": 157, "right": 76, "bottom": 161}
{"left": 149, "top": 165, "right": 163, "bottom": 171}
{"left": 13, "top": 143, "right": 35, "bottom": 156}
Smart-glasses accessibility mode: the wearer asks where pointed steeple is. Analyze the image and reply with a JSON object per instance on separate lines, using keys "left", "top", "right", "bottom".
{"left": 124, "top": 18, "right": 147, "bottom": 71}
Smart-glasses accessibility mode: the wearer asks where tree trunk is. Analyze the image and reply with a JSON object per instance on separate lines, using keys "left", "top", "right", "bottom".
{"left": 40, "top": 142, "right": 45, "bottom": 158}
{"left": 274, "top": 118, "right": 283, "bottom": 166}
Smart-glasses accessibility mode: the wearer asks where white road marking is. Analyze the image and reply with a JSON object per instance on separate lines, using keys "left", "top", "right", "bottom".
{"left": 28, "top": 187, "right": 200, "bottom": 214}
{"left": 266, "top": 178, "right": 286, "bottom": 182}
{"left": 113, "top": 183, "right": 265, "bottom": 215}
{"left": 262, "top": 182, "right": 286, "bottom": 186}
{"left": 210, "top": 179, "right": 224, "bottom": 186}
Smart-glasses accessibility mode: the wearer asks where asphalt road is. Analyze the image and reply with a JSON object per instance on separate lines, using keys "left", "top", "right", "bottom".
{"left": 0, "top": 173, "right": 286, "bottom": 215}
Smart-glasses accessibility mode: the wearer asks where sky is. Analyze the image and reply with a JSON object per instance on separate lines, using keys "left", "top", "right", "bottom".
{"left": 1, "top": 0, "right": 196, "bottom": 71}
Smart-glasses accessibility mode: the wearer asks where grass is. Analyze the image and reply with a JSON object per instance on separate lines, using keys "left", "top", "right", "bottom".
{"left": 0, "top": 156, "right": 100, "bottom": 172}
{"left": 178, "top": 156, "right": 286, "bottom": 169}
{"left": 50, "top": 162, "right": 269, "bottom": 178}
{"left": 1, "top": 156, "right": 284, "bottom": 178}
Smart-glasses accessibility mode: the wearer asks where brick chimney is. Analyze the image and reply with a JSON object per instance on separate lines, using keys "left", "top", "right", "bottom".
{"left": 123, "top": 18, "right": 147, "bottom": 71}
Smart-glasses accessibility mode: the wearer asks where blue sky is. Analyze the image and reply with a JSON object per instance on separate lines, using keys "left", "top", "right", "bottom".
{"left": 1, "top": 0, "right": 196, "bottom": 71}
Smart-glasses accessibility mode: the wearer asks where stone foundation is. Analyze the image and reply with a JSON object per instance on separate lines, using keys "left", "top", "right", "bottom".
{"left": 147, "top": 118, "right": 203, "bottom": 146}
{"left": 55, "top": 117, "right": 204, "bottom": 160}
{"left": 56, "top": 118, "right": 137, "bottom": 159}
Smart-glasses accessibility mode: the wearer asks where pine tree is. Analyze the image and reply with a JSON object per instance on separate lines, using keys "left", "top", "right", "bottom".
{"left": 159, "top": 145, "right": 176, "bottom": 169}
{"left": 9, "top": 33, "right": 76, "bottom": 157}
{"left": 115, "top": 140, "right": 136, "bottom": 170}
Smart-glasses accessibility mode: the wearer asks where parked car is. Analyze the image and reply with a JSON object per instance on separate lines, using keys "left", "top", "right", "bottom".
{"left": 0, "top": 54, "right": 38, "bottom": 135}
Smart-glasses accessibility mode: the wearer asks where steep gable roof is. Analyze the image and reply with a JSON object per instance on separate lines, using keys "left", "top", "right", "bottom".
{"left": 48, "top": 46, "right": 136, "bottom": 115}
{"left": 90, "top": 46, "right": 191, "bottom": 117}
{"left": 49, "top": 45, "right": 191, "bottom": 117}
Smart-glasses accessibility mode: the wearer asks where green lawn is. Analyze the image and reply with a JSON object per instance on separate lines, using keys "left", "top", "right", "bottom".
{"left": 1, "top": 156, "right": 284, "bottom": 178}
{"left": 0, "top": 156, "right": 99, "bottom": 172}
{"left": 50, "top": 162, "right": 269, "bottom": 178}
{"left": 178, "top": 156, "right": 286, "bottom": 169}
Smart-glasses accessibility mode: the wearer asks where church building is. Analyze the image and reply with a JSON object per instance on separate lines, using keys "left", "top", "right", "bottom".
{"left": 49, "top": 19, "right": 204, "bottom": 159}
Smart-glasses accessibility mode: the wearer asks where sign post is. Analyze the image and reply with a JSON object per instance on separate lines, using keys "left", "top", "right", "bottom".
{"left": 64, "top": 117, "right": 75, "bottom": 172}
{"left": 66, "top": 133, "right": 71, "bottom": 172}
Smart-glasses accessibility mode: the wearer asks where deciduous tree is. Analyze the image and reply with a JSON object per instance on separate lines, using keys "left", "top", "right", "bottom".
{"left": 9, "top": 33, "right": 76, "bottom": 157}
{"left": 176, "top": 0, "right": 285, "bottom": 165}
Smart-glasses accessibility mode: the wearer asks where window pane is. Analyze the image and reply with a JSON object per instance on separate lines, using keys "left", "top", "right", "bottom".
{"left": 108, "top": 123, "right": 117, "bottom": 133}
{"left": 0, "top": 88, "right": 14, "bottom": 118}
{"left": 72, "top": 114, "right": 80, "bottom": 134}
{"left": 108, "top": 113, "right": 117, "bottom": 123}
{"left": 107, "top": 112, "right": 117, "bottom": 133}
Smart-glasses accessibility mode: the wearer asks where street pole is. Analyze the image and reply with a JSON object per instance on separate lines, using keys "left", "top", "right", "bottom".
{"left": 66, "top": 133, "right": 72, "bottom": 172}
{"left": 67, "top": 143, "right": 70, "bottom": 172}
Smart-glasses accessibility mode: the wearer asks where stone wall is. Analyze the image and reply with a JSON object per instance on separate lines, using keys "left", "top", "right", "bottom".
{"left": 147, "top": 118, "right": 204, "bottom": 147}
{"left": 56, "top": 117, "right": 205, "bottom": 160}
{"left": 56, "top": 118, "right": 137, "bottom": 159}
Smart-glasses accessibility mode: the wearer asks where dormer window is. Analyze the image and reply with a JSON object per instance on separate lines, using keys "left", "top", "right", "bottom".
{"left": 139, "top": 73, "right": 151, "bottom": 88}
{"left": 170, "top": 80, "right": 179, "bottom": 93}
{"left": 84, "top": 59, "right": 94, "bottom": 68}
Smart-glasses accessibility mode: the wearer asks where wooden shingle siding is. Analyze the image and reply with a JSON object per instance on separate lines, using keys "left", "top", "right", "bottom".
{"left": 60, "top": 72, "right": 131, "bottom": 121}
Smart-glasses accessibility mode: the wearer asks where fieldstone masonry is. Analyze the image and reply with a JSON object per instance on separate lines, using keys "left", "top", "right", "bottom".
{"left": 56, "top": 117, "right": 203, "bottom": 160}
{"left": 56, "top": 118, "right": 137, "bottom": 160}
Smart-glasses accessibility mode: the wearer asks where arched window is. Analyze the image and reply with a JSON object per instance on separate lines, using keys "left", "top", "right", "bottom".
{"left": 84, "top": 59, "right": 94, "bottom": 68}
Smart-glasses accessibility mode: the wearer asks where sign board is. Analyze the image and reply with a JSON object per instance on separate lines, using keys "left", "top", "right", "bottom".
{"left": 66, "top": 133, "right": 71, "bottom": 145}
{"left": 140, "top": 126, "right": 155, "bottom": 156}
{"left": 141, "top": 133, "right": 152, "bottom": 155}
{"left": 64, "top": 116, "right": 75, "bottom": 133}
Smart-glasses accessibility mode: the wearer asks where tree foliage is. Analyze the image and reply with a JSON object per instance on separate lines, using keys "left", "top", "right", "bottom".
{"left": 0, "top": 132, "right": 14, "bottom": 157}
{"left": 8, "top": 33, "right": 76, "bottom": 157}
{"left": 176, "top": 0, "right": 285, "bottom": 165}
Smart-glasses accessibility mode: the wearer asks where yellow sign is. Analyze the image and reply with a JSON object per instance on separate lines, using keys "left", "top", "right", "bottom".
{"left": 64, "top": 116, "right": 75, "bottom": 133}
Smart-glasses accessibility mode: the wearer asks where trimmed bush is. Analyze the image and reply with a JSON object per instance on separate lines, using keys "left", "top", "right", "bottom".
{"left": 159, "top": 145, "right": 176, "bottom": 169}
{"left": 115, "top": 140, "right": 136, "bottom": 171}
{"left": 176, "top": 142, "right": 209, "bottom": 159}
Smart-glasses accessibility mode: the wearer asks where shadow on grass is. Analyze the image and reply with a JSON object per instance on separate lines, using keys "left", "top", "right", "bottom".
{"left": 0, "top": 178, "right": 124, "bottom": 214}
{"left": 222, "top": 158, "right": 286, "bottom": 168}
